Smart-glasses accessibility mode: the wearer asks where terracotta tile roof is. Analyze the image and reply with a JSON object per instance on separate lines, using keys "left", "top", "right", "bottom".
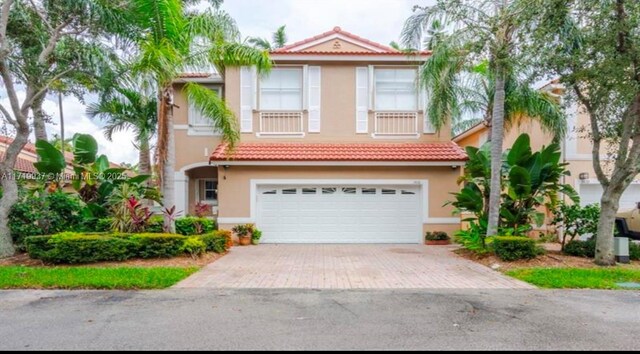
{"left": 271, "top": 26, "right": 410, "bottom": 54}
{"left": 210, "top": 142, "right": 468, "bottom": 162}
{"left": 0, "top": 151, "right": 37, "bottom": 173}
{"left": 179, "top": 73, "right": 215, "bottom": 78}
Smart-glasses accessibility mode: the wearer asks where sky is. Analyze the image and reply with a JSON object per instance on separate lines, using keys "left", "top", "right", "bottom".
{"left": 1, "top": 0, "right": 434, "bottom": 165}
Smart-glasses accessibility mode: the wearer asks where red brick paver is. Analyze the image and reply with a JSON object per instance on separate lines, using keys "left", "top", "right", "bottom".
{"left": 175, "top": 245, "right": 533, "bottom": 289}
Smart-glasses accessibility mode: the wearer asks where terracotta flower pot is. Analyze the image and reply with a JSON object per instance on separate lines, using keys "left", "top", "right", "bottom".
{"left": 238, "top": 236, "right": 251, "bottom": 246}
{"left": 425, "top": 240, "right": 451, "bottom": 245}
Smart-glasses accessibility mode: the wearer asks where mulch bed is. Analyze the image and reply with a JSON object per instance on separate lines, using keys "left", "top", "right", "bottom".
{"left": 0, "top": 251, "right": 226, "bottom": 268}
{"left": 454, "top": 243, "right": 640, "bottom": 272}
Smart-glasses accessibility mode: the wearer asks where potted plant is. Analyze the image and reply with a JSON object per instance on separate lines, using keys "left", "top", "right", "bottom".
{"left": 251, "top": 228, "right": 262, "bottom": 245}
{"left": 232, "top": 224, "right": 253, "bottom": 246}
{"left": 425, "top": 231, "right": 451, "bottom": 245}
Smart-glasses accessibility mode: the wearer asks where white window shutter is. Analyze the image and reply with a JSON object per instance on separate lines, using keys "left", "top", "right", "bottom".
{"left": 251, "top": 67, "right": 258, "bottom": 109}
{"left": 240, "top": 66, "right": 254, "bottom": 132}
{"left": 307, "top": 66, "right": 321, "bottom": 133}
{"left": 356, "top": 67, "right": 369, "bottom": 133}
{"left": 422, "top": 88, "right": 435, "bottom": 133}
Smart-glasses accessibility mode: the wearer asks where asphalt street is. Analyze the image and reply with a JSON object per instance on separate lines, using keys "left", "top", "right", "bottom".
{"left": 0, "top": 289, "right": 638, "bottom": 350}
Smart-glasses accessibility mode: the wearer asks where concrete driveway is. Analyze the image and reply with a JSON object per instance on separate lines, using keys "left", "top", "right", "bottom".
{"left": 175, "top": 244, "right": 532, "bottom": 289}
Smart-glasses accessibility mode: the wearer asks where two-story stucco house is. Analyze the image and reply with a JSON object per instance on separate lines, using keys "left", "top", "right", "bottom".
{"left": 454, "top": 80, "right": 640, "bottom": 211}
{"left": 171, "top": 27, "right": 467, "bottom": 243}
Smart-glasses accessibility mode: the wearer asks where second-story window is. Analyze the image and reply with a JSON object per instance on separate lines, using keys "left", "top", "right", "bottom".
{"left": 189, "top": 87, "right": 222, "bottom": 128}
{"left": 260, "top": 68, "right": 303, "bottom": 111}
{"left": 374, "top": 68, "right": 417, "bottom": 111}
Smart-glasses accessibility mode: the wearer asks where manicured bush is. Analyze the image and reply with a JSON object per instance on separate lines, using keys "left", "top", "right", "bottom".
{"left": 564, "top": 238, "right": 596, "bottom": 258}
{"left": 425, "top": 231, "right": 450, "bottom": 241}
{"left": 25, "top": 232, "right": 188, "bottom": 264}
{"left": 216, "top": 229, "right": 233, "bottom": 249}
{"left": 9, "top": 191, "right": 83, "bottom": 248}
{"left": 175, "top": 217, "right": 217, "bottom": 235}
{"left": 147, "top": 215, "right": 164, "bottom": 233}
{"left": 181, "top": 237, "right": 207, "bottom": 258}
{"left": 24, "top": 235, "right": 55, "bottom": 260}
{"left": 95, "top": 218, "right": 114, "bottom": 232}
{"left": 199, "top": 232, "right": 229, "bottom": 253}
{"left": 493, "top": 236, "right": 540, "bottom": 261}
{"left": 128, "top": 233, "right": 186, "bottom": 258}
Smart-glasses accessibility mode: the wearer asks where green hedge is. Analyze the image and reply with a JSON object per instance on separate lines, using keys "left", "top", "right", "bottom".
{"left": 199, "top": 232, "right": 229, "bottom": 253}
{"left": 25, "top": 231, "right": 229, "bottom": 264}
{"left": 175, "top": 217, "right": 217, "bottom": 235}
{"left": 493, "top": 236, "right": 540, "bottom": 261}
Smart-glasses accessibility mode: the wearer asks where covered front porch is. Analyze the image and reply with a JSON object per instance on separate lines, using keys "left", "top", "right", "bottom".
{"left": 175, "top": 164, "right": 219, "bottom": 216}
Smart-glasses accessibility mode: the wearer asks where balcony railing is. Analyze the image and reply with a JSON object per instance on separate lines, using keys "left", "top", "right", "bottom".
{"left": 259, "top": 112, "right": 304, "bottom": 136}
{"left": 374, "top": 112, "right": 419, "bottom": 136}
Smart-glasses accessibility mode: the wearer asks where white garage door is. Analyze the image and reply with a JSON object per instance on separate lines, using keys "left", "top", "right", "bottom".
{"left": 257, "top": 185, "right": 422, "bottom": 243}
{"left": 580, "top": 183, "right": 640, "bottom": 210}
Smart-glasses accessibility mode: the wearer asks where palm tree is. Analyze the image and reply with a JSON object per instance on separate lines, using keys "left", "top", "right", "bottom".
{"left": 402, "top": 0, "right": 556, "bottom": 237}
{"left": 125, "top": 0, "right": 271, "bottom": 232}
{"left": 449, "top": 64, "right": 566, "bottom": 139}
{"left": 86, "top": 87, "right": 157, "bottom": 178}
{"left": 248, "top": 25, "right": 287, "bottom": 50}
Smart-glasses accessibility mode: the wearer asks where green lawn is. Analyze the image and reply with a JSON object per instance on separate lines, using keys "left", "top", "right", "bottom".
{"left": 0, "top": 266, "right": 198, "bottom": 290}
{"left": 506, "top": 267, "right": 640, "bottom": 289}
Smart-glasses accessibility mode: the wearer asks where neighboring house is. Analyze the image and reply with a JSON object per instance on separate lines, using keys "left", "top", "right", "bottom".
{"left": 0, "top": 136, "right": 75, "bottom": 185}
{"left": 172, "top": 26, "right": 467, "bottom": 243}
{"left": 0, "top": 136, "right": 125, "bottom": 189}
{"left": 453, "top": 81, "right": 640, "bottom": 211}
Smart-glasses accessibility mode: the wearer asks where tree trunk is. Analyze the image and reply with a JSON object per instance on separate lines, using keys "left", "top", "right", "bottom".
{"left": 161, "top": 87, "right": 176, "bottom": 233}
{"left": 595, "top": 188, "right": 622, "bottom": 266}
{"left": 486, "top": 70, "right": 506, "bottom": 237}
{"left": 32, "top": 94, "right": 48, "bottom": 142}
{"left": 0, "top": 127, "right": 30, "bottom": 258}
{"left": 138, "top": 137, "right": 151, "bottom": 179}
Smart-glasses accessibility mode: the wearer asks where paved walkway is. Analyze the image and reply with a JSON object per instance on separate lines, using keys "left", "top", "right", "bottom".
{"left": 175, "top": 245, "right": 533, "bottom": 289}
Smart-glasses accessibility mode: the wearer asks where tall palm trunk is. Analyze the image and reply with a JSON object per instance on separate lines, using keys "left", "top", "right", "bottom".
{"left": 32, "top": 94, "right": 48, "bottom": 142}
{"left": 138, "top": 137, "right": 151, "bottom": 179}
{"left": 486, "top": 69, "right": 506, "bottom": 237}
{"left": 0, "top": 125, "right": 29, "bottom": 258}
{"left": 160, "top": 86, "right": 176, "bottom": 233}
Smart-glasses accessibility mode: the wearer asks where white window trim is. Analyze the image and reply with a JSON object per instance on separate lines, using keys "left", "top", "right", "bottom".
{"left": 188, "top": 86, "right": 223, "bottom": 136}
{"left": 259, "top": 67, "right": 305, "bottom": 112}
{"left": 372, "top": 66, "right": 420, "bottom": 113}
{"left": 195, "top": 178, "right": 219, "bottom": 206}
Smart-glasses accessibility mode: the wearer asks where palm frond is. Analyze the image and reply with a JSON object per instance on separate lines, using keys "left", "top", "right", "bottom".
{"left": 247, "top": 37, "right": 272, "bottom": 51}
{"left": 272, "top": 25, "right": 287, "bottom": 49}
{"left": 184, "top": 82, "right": 239, "bottom": 147}
{"left": 209, "top": 42, "right": 272, "bottom": 76}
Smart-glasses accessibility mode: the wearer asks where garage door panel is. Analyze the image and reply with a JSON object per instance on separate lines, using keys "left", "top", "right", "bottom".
{"left": 257, "top": 184, "right": 422, "bottom": 244}
{"left": 580, "top": 184, "right": 640, "bottom": 210}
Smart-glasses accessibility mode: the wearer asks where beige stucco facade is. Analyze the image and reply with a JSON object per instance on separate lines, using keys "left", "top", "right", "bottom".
{"left": 170, "top": 27, "right": 466, "bottom": 242}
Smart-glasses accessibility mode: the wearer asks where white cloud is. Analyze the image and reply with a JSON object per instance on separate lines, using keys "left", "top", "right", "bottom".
{"left": 221, "top": 0, "right": 434, "bottom": 46}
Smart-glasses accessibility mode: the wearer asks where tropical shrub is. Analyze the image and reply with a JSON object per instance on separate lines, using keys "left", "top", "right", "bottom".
{"left": 175, "top": 217, "right": 217, "bottom": 235}
{"left": 449, "top": 134, "right": 578, "bottom": 245}
{"left": 552, "top": 203, "right": 600, "bottom": 250}
{"left": 564, "top": 238, "right": 596, "bottom": 258}
{"left": 216, "top": 229, "right": 234, "bottom": 249}
{"left": 630, "top": 242, "right": 640, "bottom": 261}
{"left": 199, "top": 232, "right": 229, "bottom": 253}
{"left": 147, "top": 215, "right": 165, "bottom": 233}
{"left": 454, "top": 220, "right": 490, "bottom": 254}
{"left": 492, "top": 236, "right": 541, "bottom": 261}
{"left": 8, "top": 190, "right": 83, "bottom": 249}
{"left": 425, "top": 231, "right": 450, "bottom": 241}
{"left": 181, "top": 237, "right": 206, "bottom": 258}
{"left": 34, "top": 134, "right": 158, "bottom": 223}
